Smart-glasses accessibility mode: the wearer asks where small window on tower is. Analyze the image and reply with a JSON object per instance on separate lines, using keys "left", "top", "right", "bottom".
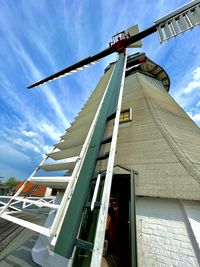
{"left": 120, "top": 108, "right": 132, "bottom": 123}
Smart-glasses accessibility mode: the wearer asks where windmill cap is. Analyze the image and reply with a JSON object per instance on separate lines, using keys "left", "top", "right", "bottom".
{"left": 105, "top": 52, "right": 170, "bottom": 92}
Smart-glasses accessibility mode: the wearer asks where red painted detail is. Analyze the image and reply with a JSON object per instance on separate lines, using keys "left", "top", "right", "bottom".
{"left": 138, "top": 57, "right": 146, "bottom": 63}
{"left": 111, "top": 39, "right": 127, "bottom": 54}
{"left": 109, "top": 31, "right": 130, "bottom": 54}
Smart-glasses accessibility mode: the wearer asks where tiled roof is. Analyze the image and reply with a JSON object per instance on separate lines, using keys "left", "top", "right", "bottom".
{"left": 15, "top": 181, "right": 47, "bottom": 197}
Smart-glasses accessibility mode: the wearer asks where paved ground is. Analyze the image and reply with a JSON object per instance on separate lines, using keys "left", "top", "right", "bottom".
{"left": 0, "top": 209, "right": 49, "bottom": 267}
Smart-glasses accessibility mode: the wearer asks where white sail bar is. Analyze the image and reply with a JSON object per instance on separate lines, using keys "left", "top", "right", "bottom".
{"left": 29, "top": 176, "right": 71, "bottom": 189}
{"left": 9, "top": 196, "right": 60, "bottom": 209}
{"left": 57, "top": 127, "right": 89, "bottom": 149}
{"left": 1, "top": 213, "right": 51, "bottom": 236}
{"left": 39, "top": 156, "right": 79, "bottom": 172}
{"left": 39, "top": 163, "right": 75, "bottom": 172}
{"left": 155, "top": 0, "right": 200, "bottom": 43}
{"left": 47, "top": 146, "right": 81, "bottom": 160}
{"left": 90, "top": 53, "right": 128, "bottom": 267}
{"left": 90, "top": 174, "right": 101, "bottom": 211}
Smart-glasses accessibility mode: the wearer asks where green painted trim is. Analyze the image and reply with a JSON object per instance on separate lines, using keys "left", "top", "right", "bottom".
{"left": 54, "top": 54, "right": 126, "bottom": 258}
{"left": 130, "top": 170, "right": 138, "bottom": 267}
{"left": 75, "top": 239, "right": 94, "bottom": 251}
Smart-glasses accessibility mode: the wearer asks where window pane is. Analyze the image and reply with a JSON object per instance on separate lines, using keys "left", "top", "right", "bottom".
{"left": 120, "top": 108, "right": 132, "bottom": 123}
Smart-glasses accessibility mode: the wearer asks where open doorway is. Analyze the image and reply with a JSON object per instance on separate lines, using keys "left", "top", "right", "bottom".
{"left": 104, "top": 174, "right": 131, "bottom": 267}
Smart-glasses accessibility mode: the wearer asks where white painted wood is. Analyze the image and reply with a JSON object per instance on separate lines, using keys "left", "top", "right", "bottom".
{"left": 157, "top": 26, "right": 164, "bottom": 43}
{"left": 91, "top": 174, "right": 101, "bottom": 211}
{"left": 0, "top": 201, "right": 21, "bottom": 212}
{"left": 125, "top": 24, "right": 142, "bottom": 48}
{"left": 11, "top": 197, "right": 60, "bottom": 209}
{"left": 155, "top": 1, "right": 200, "bottom": 43}
{"left": 29, "top": 176, "right": 71, "bottom": 189}
{"left": 47, "top": 146, "right": 81, "bottom": 160}
{"left": 171, "top": 19, "right": 179, "bottom": 35}
{"left": 155, "top": 0, "right": 200, "bottom": 24}
{"left": 177, "top": 14, "right": 188, "bottom": 31}
{"left": 193, "top": 6, "right": 200, "bottom": 23}
{"left": 58, "top": 156, "right": 79, "bottom": 163}
{"left": 1, "top": 213, "right": 51, "bottom": 236}
{"left": 164, "top": 23, "right": 171, "bottom": 39}
{"left": 40, "top": 162, "right": 76, "bottom": 172}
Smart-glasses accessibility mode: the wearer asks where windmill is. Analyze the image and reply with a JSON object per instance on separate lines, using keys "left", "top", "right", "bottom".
{"left": 0, "top": 1, "right": 200, "bottom": 267}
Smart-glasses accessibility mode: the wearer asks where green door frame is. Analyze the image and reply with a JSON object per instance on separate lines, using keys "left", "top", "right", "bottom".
{"left": 113, "top": 165, "right": 138, "bottom": 267}
{"left": 130, "top": 169, "right": 138, "bottom": 267}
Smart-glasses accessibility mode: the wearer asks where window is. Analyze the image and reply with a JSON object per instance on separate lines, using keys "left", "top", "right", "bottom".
{"left": 119, "top": 108, "right": 132, "bottom": 123}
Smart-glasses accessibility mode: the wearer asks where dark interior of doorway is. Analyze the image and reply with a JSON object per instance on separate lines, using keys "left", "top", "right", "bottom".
{"left": 105, "top": 174, "right": 131, "bottom": 267}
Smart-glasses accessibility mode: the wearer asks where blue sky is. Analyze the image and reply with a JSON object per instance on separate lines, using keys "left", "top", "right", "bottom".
{"left": 0, "top": 0, "right": 200, "bottom": 180}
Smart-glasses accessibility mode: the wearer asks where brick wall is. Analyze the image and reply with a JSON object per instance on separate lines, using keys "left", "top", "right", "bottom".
{"left": 136, "top": 197, "right": 200, "bottom": 267}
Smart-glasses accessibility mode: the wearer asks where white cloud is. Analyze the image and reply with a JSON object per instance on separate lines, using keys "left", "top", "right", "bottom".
{"left": 0, "top": 119, "right": 55, "bottom": 158}
{"left": 36, "top": 119, "right": 63, "bottom": 142}
{"left": 193, "top": 67, "right": 200, "bottom": 80}
{"left": 41, "top": 85, "right": 70, "bottom": 127}
{"left": 187, "top": 112, "right": 200, "bottom": 123}
{"left": 14, "top": 138, "right": 40, "bottom": 153}
{"left": 0, "top": 25, "right": 69, "bottom": 128}
{"left": 0, "top": 22, "right": 70, "bottom": 159}
{"left": 22, "top": 130, "right": 38, "bottom": 138}
{"left": 196, "top": 100, "right": 200, "bottom": 107}
{"left": 183, "top": 67, "right": 200, "bottom": 94}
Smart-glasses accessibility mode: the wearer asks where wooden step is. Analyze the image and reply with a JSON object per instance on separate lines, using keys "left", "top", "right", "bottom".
{"left": 29, "top": 176, "right": 71, "bottom": 189}
{"left": 40, "top": 156, "right": 79, "bottom": 172}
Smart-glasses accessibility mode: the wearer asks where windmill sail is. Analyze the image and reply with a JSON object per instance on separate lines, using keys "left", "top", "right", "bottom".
{"left": 28, "top": 1, "right": 200, "bottom": 89}
{"left": 27, "top": 47, "right": 114, "bottom": 89}
{"left": 156, "top": 0, "right": 200, "bottom": 43}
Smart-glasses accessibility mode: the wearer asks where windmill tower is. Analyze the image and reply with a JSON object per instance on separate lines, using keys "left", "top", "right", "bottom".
{"left": 0, "top": 1, "right": 200, "bottom": 267}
